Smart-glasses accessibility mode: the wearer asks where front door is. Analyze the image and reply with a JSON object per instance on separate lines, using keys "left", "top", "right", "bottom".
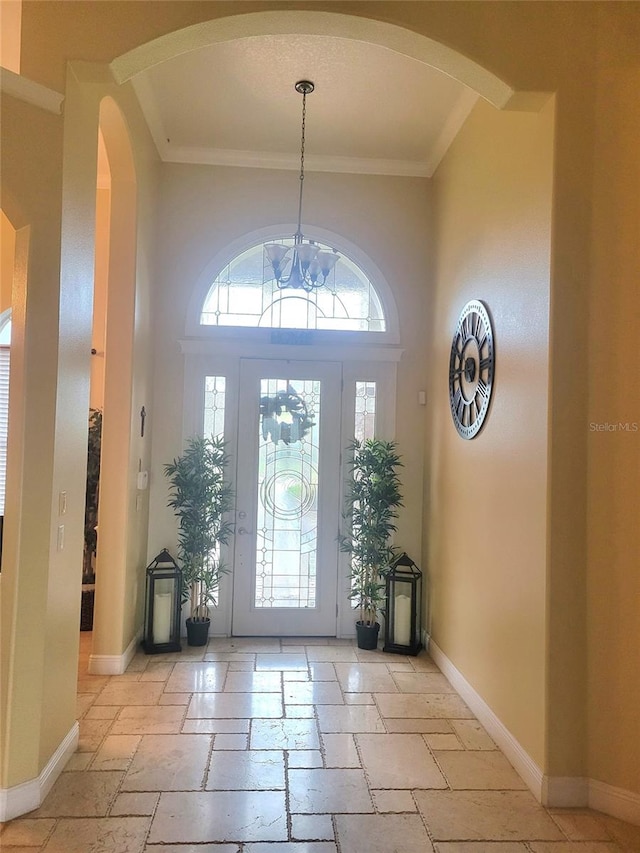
{"left": 231, "top": 359, "right": 342, "bottom": 635}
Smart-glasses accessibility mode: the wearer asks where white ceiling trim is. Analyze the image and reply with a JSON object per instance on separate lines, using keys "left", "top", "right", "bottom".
{"left": 0, "top": 68, "right": 64, "bottom": 115}
{"left": 131, "top": 74, "right": 171, "bottom": 160}
{"left": 180, "top": 337, "right": 405, "bottom": 363}
{"left": 423, "top": 88, "right": 479, "bottom": 177}
{"left": 132, "top": 62, "right": 434, "bottom": 179}
{"left": 163, "top": 145, "right": 432, "bottom": 178}
{"left": 133, "top": 68, "right": 435, "bottom": 178}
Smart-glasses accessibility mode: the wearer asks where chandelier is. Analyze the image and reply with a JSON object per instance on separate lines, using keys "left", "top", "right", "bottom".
{"left": 264, "top": 81, "right": 340, "bottom": 291}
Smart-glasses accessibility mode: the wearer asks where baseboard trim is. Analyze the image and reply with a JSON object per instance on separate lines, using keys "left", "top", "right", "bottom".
{"left": 0, "top": 722, "right": 79, "bottom": 822}
{"left": 542, "top": 775, "right": 589, "bottom": 808}
{"left": 589, "top": 778, "right": 640, "bottom": 826}
{"left": 39, "top": 722, "right": 80, "bottom": 803}
{"left": 0, "top": 776, "right": 40, "bottom": 823}
{"left": 428, "top": 638, "right": 545, "bottom": 800}
{"left": 427, "top": 638, "right": 640, "bottom": 825}
{"left": 88, "top": 629, "right": 141, "bottom": 675}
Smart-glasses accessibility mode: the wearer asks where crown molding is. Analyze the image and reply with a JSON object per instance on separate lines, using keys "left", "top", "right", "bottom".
{"left": 425, "top": 88, "right": 478, "bottom": 176}
{"left": 131, "top": 74, "right": 431, "bottom": 178}
{"left": 164, "top": 145, "right": 431, "bottom": 178}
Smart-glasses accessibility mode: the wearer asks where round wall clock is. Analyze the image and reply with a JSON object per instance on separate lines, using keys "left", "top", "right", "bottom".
{"left": 448, "top": 300, "right": 495, "bottom": 439}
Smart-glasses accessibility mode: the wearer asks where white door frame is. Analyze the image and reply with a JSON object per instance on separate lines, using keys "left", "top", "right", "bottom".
{"left": 181, "top": 342, "right": 401, "bottom": 638}
{"left": 232, "top": 359, "right": 341, "bottom": 636}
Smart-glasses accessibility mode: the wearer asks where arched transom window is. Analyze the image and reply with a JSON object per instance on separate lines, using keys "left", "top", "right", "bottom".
{"left": 200, "top": 238, "right": 386, "bottom": 333}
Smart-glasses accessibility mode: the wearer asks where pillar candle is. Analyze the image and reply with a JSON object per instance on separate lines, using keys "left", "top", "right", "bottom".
{"left": 153, "top": 592, "right": 172, "bottom": 644}
{"left": 394, "top": 594, "right": 412, "bottom": 646}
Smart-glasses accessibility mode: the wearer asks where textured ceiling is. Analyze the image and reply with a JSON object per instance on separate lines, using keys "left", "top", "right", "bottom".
{"left": 132, "top": 34, "right": 478, "bottom": 177}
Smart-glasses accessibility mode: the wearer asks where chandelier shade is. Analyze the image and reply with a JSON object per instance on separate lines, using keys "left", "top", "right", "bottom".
{"left": 264, "top": 80, "right": 340, "bottom": 291}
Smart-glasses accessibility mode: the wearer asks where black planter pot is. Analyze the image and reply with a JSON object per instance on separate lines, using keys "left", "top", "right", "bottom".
{"left": 355, "top": 620, "right": 380, "bottom": 650}
{"left": 80, "top": 586, "right": 95, "bottom": 632}
{"left": 185, "top": 617, "right": 210, "bottom": 646}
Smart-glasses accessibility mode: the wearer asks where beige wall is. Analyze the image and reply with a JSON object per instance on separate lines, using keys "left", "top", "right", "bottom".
{"left": 586, "top": 10, "right": 640, "bottom": 794}
{"left": 0, "top": 0, "right": 21, "bottom": 74}
{"left": 427, "top": 97, "right": 554, "bottom": 768}
{"left": 1, "top": 210, "right": 16, "bottom": 313}
{"left": 147, "top": 164, "right": 430, "bottom": 566}
{"left": 0, "top": 69, "right": 159, "bottom": 791}
{"left": 15, "top": 1, "right": 600, "bottom": 96}
{"left": 0, "top": 91, "right": 69, "bottom": 787}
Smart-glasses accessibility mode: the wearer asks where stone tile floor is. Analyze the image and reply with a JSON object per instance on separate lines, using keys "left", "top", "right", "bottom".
{"left": 2, "top": 634, "right": 639, "bottom": 852}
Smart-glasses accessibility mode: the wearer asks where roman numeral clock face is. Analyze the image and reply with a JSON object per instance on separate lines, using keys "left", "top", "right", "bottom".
{"left": 449, "top": 300, "right": 495, "bottom": 439}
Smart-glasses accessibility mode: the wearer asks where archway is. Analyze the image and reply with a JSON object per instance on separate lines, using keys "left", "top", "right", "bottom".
{"left": 0, "top": 202, "right": 29, "bottom": 589}
{"left": 109, "top": 7, "right": 556, "bottom": 802}
{"left": 110, "top": 10, "right": 514, "bottom": 109}
{"left": 128, "top": 9, "right": 519, "bottom": 644}
{"left": 87, "top": 96, "right": 138, "bottom": 674}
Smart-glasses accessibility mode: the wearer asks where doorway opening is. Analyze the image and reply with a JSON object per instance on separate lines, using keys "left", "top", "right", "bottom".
{"left": 84, "top": 96, "right": 138, "bottom": 674}
{"left": 183, "top": 230, "right": 400, "bottom": 638}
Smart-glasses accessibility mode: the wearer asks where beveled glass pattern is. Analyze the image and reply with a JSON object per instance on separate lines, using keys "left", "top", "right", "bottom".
{"left": 351, "top": 380, "right": 377, "bottom": 606}
{"left": 201, "top": 239, "right": 386, "bottom": 332}
{"left": 204, "top": 375, "right": 226, "bottom": 438}
{"left": 255, "top": 378, "right": 321, "bottom": 609}
{"left": 354, "top": 381, "right": 376, "bottom": 442}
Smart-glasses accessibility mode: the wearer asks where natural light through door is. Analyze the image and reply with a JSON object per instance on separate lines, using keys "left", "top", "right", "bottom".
{"left": 232, "top": 360, "right": 341, "bottom": 635}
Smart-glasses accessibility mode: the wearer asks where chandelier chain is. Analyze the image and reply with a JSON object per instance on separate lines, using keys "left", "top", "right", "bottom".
{"left": 264, "top": 80, "right": 339, "bottom": 291}
{"left": 296, "top": 88, "right": 307, "bottom": 235}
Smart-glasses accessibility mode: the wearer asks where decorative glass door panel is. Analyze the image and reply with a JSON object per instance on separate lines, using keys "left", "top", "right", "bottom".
{"left": 255, "top": 378, "right": 320, "bottom": 609}
{"left": 232, "top": 360, "right": 341, "bottom": 635}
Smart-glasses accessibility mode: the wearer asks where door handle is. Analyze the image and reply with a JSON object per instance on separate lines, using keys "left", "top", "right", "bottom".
{"left": 238, "top": 527, "right": 251, "bottom": 535}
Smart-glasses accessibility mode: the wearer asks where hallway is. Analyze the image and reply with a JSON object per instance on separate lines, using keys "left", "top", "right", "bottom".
{"left": 2, "top": 635, "right": 639, "bottom": 852}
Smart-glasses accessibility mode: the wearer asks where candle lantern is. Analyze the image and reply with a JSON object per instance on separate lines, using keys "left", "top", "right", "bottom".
{"left": 142, "top": 549, "right": 182, "bottom": 654}
{"left": 383, "top": 552, "right": 422, "bottom": 656}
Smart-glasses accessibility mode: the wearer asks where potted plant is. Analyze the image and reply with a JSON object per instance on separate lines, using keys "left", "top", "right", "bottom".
{"left": 81, "top": 408, "right": 102, "bottom": 630}
{"left": 164, "top": 435, "right": 234, "bottom": 645}
{"left": 340, "top": 438, "right": 403, "bottom": 649}
{"left": 83, "top": 408, "right": 102, "bottom": 583}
